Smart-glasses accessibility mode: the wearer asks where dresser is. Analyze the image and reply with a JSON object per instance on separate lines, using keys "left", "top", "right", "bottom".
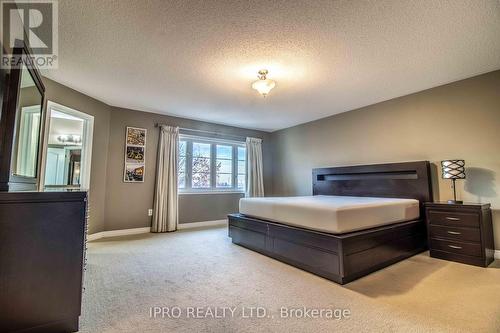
{"left": 0, "top": 190, "right": 88, "bottom": 332}
{"left": 425, "top": 202, "right": 495, "bottom": 267}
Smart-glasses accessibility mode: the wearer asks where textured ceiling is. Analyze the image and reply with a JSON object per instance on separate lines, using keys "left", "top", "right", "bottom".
{"left": 44, "top": 0, "right": 500, "bottom": 131}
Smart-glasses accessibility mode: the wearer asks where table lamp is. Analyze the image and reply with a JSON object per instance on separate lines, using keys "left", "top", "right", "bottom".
{"left": 441, "top": 159, "right": 466, "bottom": 204}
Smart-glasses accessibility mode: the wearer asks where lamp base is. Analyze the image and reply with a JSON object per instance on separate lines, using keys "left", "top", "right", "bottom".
{"left": 447, "top": 200, "right": 463, "bottom": 204}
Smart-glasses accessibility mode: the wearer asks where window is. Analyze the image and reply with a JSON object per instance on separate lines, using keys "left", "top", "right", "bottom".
{"left": 192, "top": 142, "right": 211, "bottom": 188}
{"left": 237, "top": 146, "right": 246, "bottom": 190}
{"left": 216, "top": 145, "right": 232, "bottom": 188}
{"left": 178, "top": 140, "right": 187, "bottom": 188}
{"left": 178, "top": 136, "right": 246, "bottom": 192}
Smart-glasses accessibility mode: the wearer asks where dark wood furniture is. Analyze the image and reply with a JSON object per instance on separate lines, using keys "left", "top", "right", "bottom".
{"left": 229, "top": 161, "right": 433, "bottom": 284}
{"left": 0, "top": 43, "right": 6, "bottom": 121}
{"left": 0, "top": 40, "right": 45, "bottom": 192}
{"left": 0, "top": 191, "right": 88, "bottom": 333}
{"left": 1, "top": 41, "right": 87, "bottom": 332}
{"left": 425, "top": 202, "right": 494, "bottom": 267}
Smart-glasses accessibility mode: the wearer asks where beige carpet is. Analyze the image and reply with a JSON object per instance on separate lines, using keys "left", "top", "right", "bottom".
{"left": 81, "top": 226, "right": 500, "bottom": 333}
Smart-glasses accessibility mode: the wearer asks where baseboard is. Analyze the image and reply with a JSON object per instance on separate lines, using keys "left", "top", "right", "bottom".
{"left": 87, "top": 227, "right": 151, "bottom": 241}
{"left": 178, "top": 219, "right": 227, "bottom": 230}
{"left": 87, "top": 220, "right": 227, "bottom": 241}
{"left": 495, "top": 250, "right": 500, "bottom": 260}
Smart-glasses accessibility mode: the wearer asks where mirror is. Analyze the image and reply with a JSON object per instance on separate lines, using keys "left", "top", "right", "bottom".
{"left": 45, "top": 111, "right": 84, "bottom": 187}
{"left": 0, "top": 40, "right": 45, "bottom": 191}
{"left": 12, "top": 65, "right": 43, "bottom": 177}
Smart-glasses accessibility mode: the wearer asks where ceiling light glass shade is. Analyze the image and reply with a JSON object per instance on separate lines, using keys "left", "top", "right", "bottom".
{"left": 57, "top": 134, "right": 82, "bottom": 145}
{"left": 251, "top": 69, "right": 275, "bottom": 96}
{"left": 252, "top": 79, "right": 276, "bottom": 96}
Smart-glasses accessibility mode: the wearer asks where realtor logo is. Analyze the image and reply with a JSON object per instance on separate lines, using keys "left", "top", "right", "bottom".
{"left": 1, "top": 0, "right": 58, "bottom": 69}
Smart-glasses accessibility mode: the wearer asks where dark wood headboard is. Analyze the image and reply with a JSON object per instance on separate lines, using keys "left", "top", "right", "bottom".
{"left": 312, "top": 161, "right": 433, "bottom": 203}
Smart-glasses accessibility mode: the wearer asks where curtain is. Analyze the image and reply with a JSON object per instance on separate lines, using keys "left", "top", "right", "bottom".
{"left": 246, "top": 137, "right": 265, "bottom": 197}
{"left": 152, "top": 125, "right": 179, "bottom": 232}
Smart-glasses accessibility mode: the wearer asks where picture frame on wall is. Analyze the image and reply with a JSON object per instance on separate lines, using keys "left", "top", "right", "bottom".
{"left": 126, "top": 146, "right": 145, "bottom": 163}
{"left": 126, "top": 126, "right": 146, "bottom": 146}
{"left": 124, "top": 164, "right": 145, "bottom": 182}
{"left": 123, "top": 126, "right": 147, "bottom": 183}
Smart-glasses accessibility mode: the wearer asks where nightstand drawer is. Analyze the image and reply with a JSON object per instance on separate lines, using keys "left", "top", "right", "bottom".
{"left": 425, "top": 202, "right": 494, "bottom": 267}
{"left": 430, "top": 238, "right": 482, "bottom": 257}
{"left": 429, "top": 225, "right": 481, "bottom": 243}
{"left": 428, "top": 210, "right": 479, "bottom": 228}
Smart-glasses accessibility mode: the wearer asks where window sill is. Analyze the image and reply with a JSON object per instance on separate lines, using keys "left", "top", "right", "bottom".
{"left": 179, "top": 191, "right": 245, "bottom": 195}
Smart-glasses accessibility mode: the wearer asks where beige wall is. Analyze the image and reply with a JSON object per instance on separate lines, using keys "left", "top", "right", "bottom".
{"left": 103, "top": 107, "right": 272, "bottom": 231}
{"left": 19, "top": 86, "right": 42, "bottom": 108}
{"left": 43, "top": 79, "right": 112, "bottom": 234}
{"left": 270, "top": 70, "right": 500, "bottom": 250}
{"left": 41, "top": 79, "right": 273, "bottom": 233}
{"left": 178, "top": 192, "right": 244, "bottom": 223}
{"left": 41, "top": 70, "right": 500, "bottom": 246}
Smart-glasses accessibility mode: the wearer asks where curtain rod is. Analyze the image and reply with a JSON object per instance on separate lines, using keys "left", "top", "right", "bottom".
{"left": 154, "top": 123, "right": 250, "bottom": 142}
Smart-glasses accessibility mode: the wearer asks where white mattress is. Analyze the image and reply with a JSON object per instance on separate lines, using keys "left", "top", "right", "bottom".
{"left": 239, "top": 195, "right": 420, "bottom": 234}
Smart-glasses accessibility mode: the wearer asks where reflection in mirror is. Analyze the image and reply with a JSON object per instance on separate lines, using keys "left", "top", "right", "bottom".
{"left": 44, "top": 111, "right": 84, "bottom": 187}
{"left": 14, "top": 65, "right": 42, "bottom": 177}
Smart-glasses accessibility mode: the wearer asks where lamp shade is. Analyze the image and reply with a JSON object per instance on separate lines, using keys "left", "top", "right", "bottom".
{"left": 251, "top": 78, "right": 275, "bottom": 96}
{"left": 441, "top": 160, "right": 466, "bottom": 179}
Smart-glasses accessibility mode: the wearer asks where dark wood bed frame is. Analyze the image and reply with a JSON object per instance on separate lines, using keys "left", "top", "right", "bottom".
{"left": 228, "top": 161, "right": 433, "bottom": 284}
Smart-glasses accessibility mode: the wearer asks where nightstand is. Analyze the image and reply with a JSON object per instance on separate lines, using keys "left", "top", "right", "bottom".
{"left": 424, "top": 202, "right": 495, "bottom": 267}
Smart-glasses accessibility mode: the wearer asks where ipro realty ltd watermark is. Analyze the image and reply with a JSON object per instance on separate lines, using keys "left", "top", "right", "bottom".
{"left": 1, "top": 0, "right": 58, "bottom": 69}
{"left": 150, "top": 306, "right": 351, "bottom": 320}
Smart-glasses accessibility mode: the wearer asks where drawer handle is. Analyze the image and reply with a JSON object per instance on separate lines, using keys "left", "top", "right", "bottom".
{"left": 448, "top": 245, "right": 462, "bottom": 249}
{"left": 445, "top": 217, "right": 461, "bottom": 221}
{"left": 447, "top": 231, "right": 461, "bottom": 235}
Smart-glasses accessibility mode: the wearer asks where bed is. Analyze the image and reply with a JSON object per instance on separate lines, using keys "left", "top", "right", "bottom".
{"left": 228, "top": 161, "right": 433, "bottom": 284}
{"left": 239, "top": 195, "right": 420, "bottom": 234}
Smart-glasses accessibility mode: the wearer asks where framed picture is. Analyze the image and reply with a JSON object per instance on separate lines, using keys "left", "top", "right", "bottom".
{"left": 126, "top": 146, "right": 145, "bottom": 163}
{"left": 124, "top": 164, "right": 144, "bottom": 182}
{"left": 126, "top": 127, "right": 146, "bottom": 146}
{"left": 124, "top": 126, "right": 147, "bottom": 182}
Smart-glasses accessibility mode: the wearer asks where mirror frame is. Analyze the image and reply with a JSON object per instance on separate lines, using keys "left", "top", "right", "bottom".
{"left": 0, "top": 40, "right": 45, "bottom": 191}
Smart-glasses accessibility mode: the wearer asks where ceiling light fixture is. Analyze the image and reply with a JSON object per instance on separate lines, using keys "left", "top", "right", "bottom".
{"left": 251, "top": 69, "right": 275, "bottom": 97}
{"left": 57, "top": 134, "right": 82, "bottom": 145}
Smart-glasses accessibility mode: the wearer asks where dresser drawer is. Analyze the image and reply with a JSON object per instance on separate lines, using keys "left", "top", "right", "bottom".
{"left": 429, "top": 225, "right": 481, "bottom": 243}
{"left": 430, "top": 238, "right": 482, "bottom": 257}
{"left": 427, "top": 210, "right": 479, "bottom": 228}
{"left": 424, "top": 202, "right": 493, "bottom": 268}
